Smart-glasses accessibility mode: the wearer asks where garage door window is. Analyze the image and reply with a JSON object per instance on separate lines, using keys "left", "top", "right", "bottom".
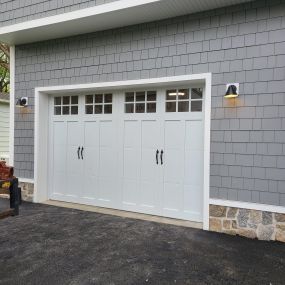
{"left": 85, "top": 94, "right": 113, "bottom": 114}
{"left": 165, "top": 88, "right": 203, "bottom": 112}
{"left": 125, "top": 91, "right": 156, "bottom": 113}
{"left": 54, "top": 96, "right": 78, "bottom": 115}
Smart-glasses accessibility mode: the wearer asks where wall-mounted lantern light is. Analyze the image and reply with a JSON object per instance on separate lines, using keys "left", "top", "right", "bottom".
{"left": 224, "top": 83, "right": 239, "bottom": 98}
{"left": 16, "top": 97, "right": 28, "bottom": 107}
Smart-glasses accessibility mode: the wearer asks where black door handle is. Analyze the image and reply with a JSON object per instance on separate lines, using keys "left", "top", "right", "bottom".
{"left": 156, "top": 149, "right": 159, "bottom": 164}
{"left": 81, "top": 147, "right": 84, "bottom": 160}
{"left": 160, "top": 150, "right": 164, "bottom": 165}
{"left": 77, "top": 147, "right": 81, "bottom": 159}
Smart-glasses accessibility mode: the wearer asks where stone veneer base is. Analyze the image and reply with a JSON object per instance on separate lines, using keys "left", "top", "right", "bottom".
{"left": 19, "top": 181, "right": 34, "bottom": 202}
{"left": 209, "top": 204, "right": 285, "bottom": 243}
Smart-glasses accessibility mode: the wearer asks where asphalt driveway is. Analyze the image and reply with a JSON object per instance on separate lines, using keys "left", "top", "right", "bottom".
{"left": 0, "top": 198, "right": 285, "bottom": 285}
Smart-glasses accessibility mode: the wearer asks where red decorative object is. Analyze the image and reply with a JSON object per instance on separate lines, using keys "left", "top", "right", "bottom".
{"left": 0, "top": 161, "right": 14, "bottom": 180}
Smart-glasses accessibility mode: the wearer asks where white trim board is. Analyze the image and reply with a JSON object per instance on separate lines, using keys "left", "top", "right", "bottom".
{"left": 35, "top": 74, "right": 210, "bottom": 93}
{"left": 210, "top": 199, "right": 285, "bottom": 214}
{"left": 0, "top": 99, "right": 9, "bottom": 104}
{"left": 9, "top": 45, "right": 15, "bottom": 167}
{"left": 18, "top": 178, "right": 35, "bottom": 184}
{"left": 34, "top": 73, "right": 212, "bottom": 230}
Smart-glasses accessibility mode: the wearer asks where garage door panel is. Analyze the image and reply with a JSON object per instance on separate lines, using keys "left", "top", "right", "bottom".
{"left": 184, "top": 185, "right": 203, "bottom": 221}
{"left": 164, "top": 121, "right": 184, "bottom": 149}
{"left": 163, "top": 183, "right": 183, "bottom": 211}
{"left": 123, "top": 148, "right": 139, "bottom": 178}
{"left": 140, "top": 180, "right": 158, "bottom": 210}
{"left": 53, "top": 173, "right": 66, "bottom": 195}
{"left": 99, "top": 148, "right": 117, "bottom": 178}
{"left": 98, "top": 178, "right": 117, "bottom": 204}
{"left": 185, "top": 120, "right": 204, "bottom": 151}
{"left": 140, "top": 149, "right": 158, "bottom": 180}
{"left": 83, "top": 175, "right": 99, "bottom": 199}
{"left": 184, "top": 150, "right": 203, "bottom": 186}
{"left": 124, "top": 121, "right": 140, "bottom": 148}
{"left": 67, "top": 173, "right": 82, "bottom": 197}
{"left": 67, "top": 121, "right": 82, "bottom": 146}
{"left": 84, "top": 146, "right": 99, "bottom": 176}
{"left": 84, "top": 121, "right": 99, "bottom": 147}
{"left": 122, "top": 179, "right": 138, "bottom": 205}
{"left": 163, "top": 149, "right": 184, "bottom": 182}
{"left": 100, "top": 121, "right": 116, "bottom": 147}
{"left": 141, "top": 120, "right": 160, "bottom": 148}
{"left": 53, "top": 121, "right": 66, "bottom": 146}
{"left": 53, "top": 146, "right": 66, "bottom": 172}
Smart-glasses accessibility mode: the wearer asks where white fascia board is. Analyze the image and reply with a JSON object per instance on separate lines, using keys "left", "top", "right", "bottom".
{"left": 0, "top": 0, "right": 253, "bottom": 45}
{"left": 0, "top": 0, "right": 158, "bottom": 35}
{"left": 210, "top": 198, "right": 285, "bottom": 214}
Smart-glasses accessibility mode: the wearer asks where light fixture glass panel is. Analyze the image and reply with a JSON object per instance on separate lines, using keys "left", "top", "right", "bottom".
{"left": 62, "top": 96, "right": 70, "bottom": 105}
{"left": 54, "top": 106, "right": 61, "bottom": 115}
{"left": 135, "top": 103, "right": 145, "bottom": 113}
{"left": 71, "top": 106, "right": 78, "bottom": 115}
{"left": 104, "top": 104, "right": 112, "bottom": 114}
{"left": 178, "top": 101, "right": 189, "bottom": 112}
{"left": 147, "top": 103, "right": 156, "bottom": 113}
{"left": 85, "top": 95, "right": 93, "bottom": 104}
{"left": 147, "top": 91, "right": 156, "bottom": 101}
{"left": 104, "top": 94, "right": 112, "bottom": 103}
{"left": 178, "top": 89, "right": 189, "bottom": 100}
{"left": 54, "top": 97, "right": 61, "bottom": 105}
{"left": 192, "top": 88, "right": 203, "bottom": 99}
{"left": 125, "top": 104, "right": 134, "bottom": 113}
{"left": 95, "top": 94, "right": 103, "bottom": 103}
{"left": 191, "top": 101, "right": 202, "bottom": 112}
{"left": 71, "top": 96, "right": 78, "bottom": 105}
{"left": 166, "top": 102, "right": 176, "bottom": 112}
{"left": 125, "top": 92, "right": 134, "bottom": 102}
{"left": 136, "top": 91, "right": 145, "bottom": 102}
{"left": 85, "top": 105, "right": 93, "bottom": 114}
{"left": 62, "top": 106, "right": 70, "bottom": 115}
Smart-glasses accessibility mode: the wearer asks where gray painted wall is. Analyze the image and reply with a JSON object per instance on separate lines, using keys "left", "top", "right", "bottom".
{"left": 14, "top": 0, "right": 285, "bottom": 206}
{"left": 0, "top": 0, "right": 119, "bottom": 27}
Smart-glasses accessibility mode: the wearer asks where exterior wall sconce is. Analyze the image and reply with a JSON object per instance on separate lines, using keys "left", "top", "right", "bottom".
{"left": 16, "top": 97, "right": 28, "bottom": 107}
{"left": 224, "top": 83, "right": 239, "bottom": 98}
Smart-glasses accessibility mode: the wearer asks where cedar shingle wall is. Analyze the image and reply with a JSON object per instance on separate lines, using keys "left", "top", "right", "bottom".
{"left": 14, "top": 0, "right": 285, "bottom": 206}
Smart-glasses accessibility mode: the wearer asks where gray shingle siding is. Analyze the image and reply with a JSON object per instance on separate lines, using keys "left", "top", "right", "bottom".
{"left": 0, "top": 0, "right": 119, "bottom": 27}
{"left": 14, "top": 0, "right": 285, "bottom": 206}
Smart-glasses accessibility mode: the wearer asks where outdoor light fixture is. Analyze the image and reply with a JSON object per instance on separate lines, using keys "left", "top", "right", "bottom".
{"left": 224, "top": 83, "right": 239, "bottom": 98}
{"left": 168, "top": 91, "right": 185, "bottom": 96}
{"left": 16, "top": 97, "right": 28, "bottom": 107}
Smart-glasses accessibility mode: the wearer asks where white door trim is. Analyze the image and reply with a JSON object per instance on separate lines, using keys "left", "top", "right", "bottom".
{"left": 9, "top": 45, "right": 15, "bottom": 166}
{"left": 34, "top": 73, "right": 212, "bottom": 229}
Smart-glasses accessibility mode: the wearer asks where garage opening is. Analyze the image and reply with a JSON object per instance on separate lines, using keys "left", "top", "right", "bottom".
{"left": 34, "top": 75, "right": 211, "bottom": 228}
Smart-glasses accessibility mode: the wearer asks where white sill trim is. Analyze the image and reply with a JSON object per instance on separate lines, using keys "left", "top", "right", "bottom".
{"left": 210, "top": 198, "right": 285, "bottom": 214}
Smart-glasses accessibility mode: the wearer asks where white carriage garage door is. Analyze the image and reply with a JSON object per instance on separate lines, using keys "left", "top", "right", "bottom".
{"left": 48, "top": 86, "right": 205, "bottom": 222}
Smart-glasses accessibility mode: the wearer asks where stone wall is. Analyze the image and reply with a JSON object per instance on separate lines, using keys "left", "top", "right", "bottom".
{"left": 19, "top": 181, "right": 34, "bottom": 202}
{"left": 209, "top": 204, "right": 285, "bottom": 242}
